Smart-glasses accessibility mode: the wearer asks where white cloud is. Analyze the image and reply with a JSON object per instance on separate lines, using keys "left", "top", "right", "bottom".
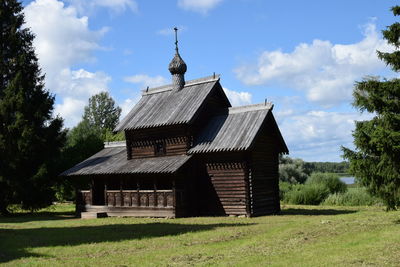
{"left": 277, "top": 110, "right": 373, "bottom": 161}
{"left": 24, "top": 0, "right": 111, "bottom": 128}
{"left": 66, "top": 0, "right": 138, "bottom": 15}
{"left": 52, "top": 69, "right": 110, "bottom": 128}
{"left": 25, "top": 0, "right": 106, "bottom": 73}
{"left": 223, "top": 87, "right": 252, "bottom": 106}
{"left": 177, "top": 0, "right": 223, "bottom": 14}
{"left": 119, "top": 95, "right": 141, "bottom": 118}
{"left": 54, "top": 97, "right": 86, "bottom": 128}
{"left": 55, "top": 68, "right": 111, "bottom": 97}
{"left": 235, "top": 23, "right": 392, "bottom": 107}
{"left": 124, "top": 74, "right": 168, "bottom": 88}
{"left": 123, "top": 49, "right": 133, "bottom": 55}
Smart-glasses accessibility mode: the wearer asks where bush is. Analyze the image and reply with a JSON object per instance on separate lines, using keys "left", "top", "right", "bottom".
{"left": 279, "top": 157, "right": 309, "bottom": 184}
{"left": 279, "top": 181, "right": 292, "bottom": 200}
{"left": 284, "top": 183, "right": 330, "bottom": 205}
{"left": 323, "top": 187, "right": 382, "bottom": 206}
{"left": 306, "top": 172, "right": 347, "bottom": 194}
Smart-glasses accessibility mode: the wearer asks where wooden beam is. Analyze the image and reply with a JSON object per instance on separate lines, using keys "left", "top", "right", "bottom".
{"left": 137, "top": 180, "right": 141, "bottom": 207}
{"left": 90, "top": 177, "right": 94, "bottom": 205}
{"left": 120, "top": 177, "right": 123, "bottom": 207}
{"left": 104, "top": 181, "right": 108, "bottom": 206}
{"left": 172, "top": 179, "right": 176, "bottom": 208}
{"left": 153, "top": 179, "right": 157, "bottom": 207}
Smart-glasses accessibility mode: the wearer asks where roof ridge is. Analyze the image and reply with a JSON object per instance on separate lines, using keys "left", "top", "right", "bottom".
{"left": 104, "top": 141, "right": 126, "bottom": 148}
{"left": 142, "top": 74, "right": 220, "bottom": 96}
{"left": 228, "top": 102, "right": 273, "bottom": 114}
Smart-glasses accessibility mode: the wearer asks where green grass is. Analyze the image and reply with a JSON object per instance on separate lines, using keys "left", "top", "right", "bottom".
{"left": 1, "top": 204, "right": 399, "bottom": 266}
{"left": 323, "top": 187, "right": 382, "bottom": 206}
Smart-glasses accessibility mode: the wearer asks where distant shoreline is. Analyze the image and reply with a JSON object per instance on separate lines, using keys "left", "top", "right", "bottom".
{"left": 340, "top": 176, "right": 355, "bottom": 185}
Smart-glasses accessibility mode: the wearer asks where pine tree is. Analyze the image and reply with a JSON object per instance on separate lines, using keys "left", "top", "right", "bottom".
{"left": 0, "top": 0, "right": 65, "bottom": 214}
{"left": 342, "top": 6, "right": 400, "bottom": 210}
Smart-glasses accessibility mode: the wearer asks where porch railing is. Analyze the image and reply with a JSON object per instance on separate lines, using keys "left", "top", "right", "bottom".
{"left": 79, "top": 189, "right": 183, "bottom": 208}
{"left": 107, "top": 190, "right": 176, "bottom": 208}
{"left": 80, "top": 190, "right": 91, "bottom": 205}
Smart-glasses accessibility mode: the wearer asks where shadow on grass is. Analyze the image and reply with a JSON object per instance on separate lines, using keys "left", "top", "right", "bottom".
{"left": 280, "top": 208, "right": 357, "bottom": 216}
{"left": 0, "top": 211, "right": 76, "bottom": 224}
{"left": 0, "top": 221, "right": 252, "bottom": 263}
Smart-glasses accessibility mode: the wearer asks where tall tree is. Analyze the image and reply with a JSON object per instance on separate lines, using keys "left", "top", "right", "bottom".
{"left": 55, "top": 93, "right": 123, "bottom": 201}
{"left": 0, "top": 0, "right": 65, "bottom": 214}
{"left": 55, "top": 120, "right": 103, "bottom": 201}
{"left": 342, "top": 6, "right": 400, "bottom": 210}
{"left": 82, "top": 92, "right": 122, "bottom": 135}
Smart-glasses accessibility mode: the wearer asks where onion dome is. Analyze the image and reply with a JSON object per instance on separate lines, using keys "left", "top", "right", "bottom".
{"left": 169, "top": 27, "right": 186, "bottom": 91}
{"left": 168, "top": 52, "right": 187, "bottom": 75}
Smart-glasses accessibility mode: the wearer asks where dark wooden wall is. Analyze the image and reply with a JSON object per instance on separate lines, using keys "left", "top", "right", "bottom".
{"left": 129, "top": 137, "right": 190, "bottom": 159}
{"left": 124, "top": 85, "right": 230, "bottom": 160}
{"left": 125, "top": 126, "right": 191, "bottom": 159}
{"left": 191, "top": 83, "right": 230, "bottom": 134}
{"left": 249, "top": 116, "right": 281, "bottom": 216}
{"left": 206, "top": 162, "right": 249, "bottom": 216}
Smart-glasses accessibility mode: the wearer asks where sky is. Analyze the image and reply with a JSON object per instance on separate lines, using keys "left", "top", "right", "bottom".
{"left": 20, "top": 0, "right": 398, "bottom": 162}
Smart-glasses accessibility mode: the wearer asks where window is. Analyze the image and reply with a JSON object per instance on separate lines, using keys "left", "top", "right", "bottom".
{"left": 154, "top": 141, "right": 165, "bottom": 156}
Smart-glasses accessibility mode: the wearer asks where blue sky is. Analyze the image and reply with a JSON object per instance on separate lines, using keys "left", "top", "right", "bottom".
{"left": 21, "top": 0, "right": 398, "bottom": 161}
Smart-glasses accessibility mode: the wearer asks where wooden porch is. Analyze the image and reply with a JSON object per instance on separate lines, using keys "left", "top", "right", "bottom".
{"left": 77, "top": 189, "right": 184, "bottom": 218}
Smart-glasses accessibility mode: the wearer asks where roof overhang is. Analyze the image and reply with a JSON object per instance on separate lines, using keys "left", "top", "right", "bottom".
{"left": 60, "top": 147, "right": 192, "bottom": 176}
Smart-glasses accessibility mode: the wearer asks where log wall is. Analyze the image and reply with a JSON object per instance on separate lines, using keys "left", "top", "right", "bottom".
{"left": 206, "top": 162, "right": 249, "bottom": 216}
{"left": 249, "top": 125, "right": 280, "bottom": 216}
{"left": 129, "top": 136, "right": 190, "bottom": 159}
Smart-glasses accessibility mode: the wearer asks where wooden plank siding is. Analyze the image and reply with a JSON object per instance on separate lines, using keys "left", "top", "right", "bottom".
{"left": 249, "top": 129, "right": 281, "bottom": 216}
{"left": 206, "top": 162, "right": 249, "bottom": 216}
{"left": 129, "top": 136, "right": 191, "bottom": 159}
{"left": 132, "top": 145, "right": 154, "bottom": 158}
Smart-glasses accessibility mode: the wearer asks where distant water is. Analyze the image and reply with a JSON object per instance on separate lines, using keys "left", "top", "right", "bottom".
{"left": 340, "top": 176, "right": 355, "bottom": 185}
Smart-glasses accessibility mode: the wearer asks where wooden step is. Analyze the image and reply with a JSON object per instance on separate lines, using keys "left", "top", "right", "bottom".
{"left": 80, "top": 212, "right": 108, "bottom": 219}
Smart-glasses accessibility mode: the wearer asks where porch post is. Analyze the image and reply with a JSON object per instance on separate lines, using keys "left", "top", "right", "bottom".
{"left": 104, "top": 180, "right": 108, "bottom": 206}
{"left": 137, "top": 180, "right": 141, "bottom": 207}
{"left": 75, "top": 187, "right": 80, "bottom": 216}
{"left": 172, "top": 179, "right": 176, "bottom": 208}
{"left": 153, "top": 179, "right": 157, "bottom": 207}
{"left": 120, "top": 177, "right": 123, "bottom": 206}
{"left": 90, "top": 177, "right": 94, "bottom": 205}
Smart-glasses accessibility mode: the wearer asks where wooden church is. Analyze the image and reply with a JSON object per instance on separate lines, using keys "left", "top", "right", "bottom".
{"left": 61, "top": 30, "right": 288, "bottom": 218}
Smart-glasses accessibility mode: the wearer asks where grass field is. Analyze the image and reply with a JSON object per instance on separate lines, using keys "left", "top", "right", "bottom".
{"left": 1, "top": 204, "right": 399, "bottom": 266}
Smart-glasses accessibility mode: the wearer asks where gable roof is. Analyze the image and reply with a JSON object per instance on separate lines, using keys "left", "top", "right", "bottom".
{"left": 60, "top": 145, "right": 192, "bottom": 176}
{"left": 188, "top": 103, "right": 288, "bottom": 154}
{"left": 115, "top": 75, "right": 228, "bottom": 131}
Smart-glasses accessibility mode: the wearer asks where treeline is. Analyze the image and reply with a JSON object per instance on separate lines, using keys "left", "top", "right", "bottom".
{"left": 55, "top": 92, "right": 124, "bottom": 201}
{"left": 279, "top": 157, "right": 380, "bottom": 206}
{"left": 303, "top": 161, "right": 349, "bottom": 175}
{"left": 279, "top": 156, "right": 349, "bottom": 184}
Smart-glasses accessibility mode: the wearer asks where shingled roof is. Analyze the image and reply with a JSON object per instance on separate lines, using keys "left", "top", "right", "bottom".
{"left": 61, "top": 145, "right": 192, "bottom": 176}
{"left": 115, "top": 75, "right": 227, "bottom": 131}
{"left": 188, "top": 103, "right": 288, "bottom": 154}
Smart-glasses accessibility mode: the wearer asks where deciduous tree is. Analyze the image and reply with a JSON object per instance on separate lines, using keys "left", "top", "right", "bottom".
{"left": 82, "top": 92, "right": 122, "bottom": 136}
{"left": 279, "top": 156, "right": 309, "bottom": 184}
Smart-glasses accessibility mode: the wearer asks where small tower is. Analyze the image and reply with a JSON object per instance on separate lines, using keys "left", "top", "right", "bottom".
{"left": 168, "top": 27, "right": 187, "bottom": 91}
